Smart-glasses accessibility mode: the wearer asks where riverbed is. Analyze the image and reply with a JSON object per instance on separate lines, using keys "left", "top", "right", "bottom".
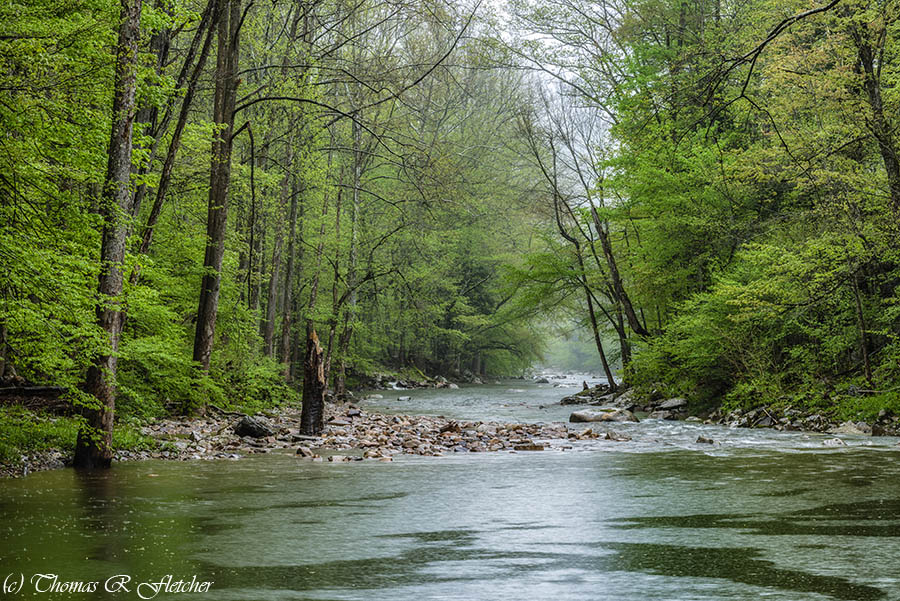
{"left": 2, "top": 378, "right": 900, "bottom": 600}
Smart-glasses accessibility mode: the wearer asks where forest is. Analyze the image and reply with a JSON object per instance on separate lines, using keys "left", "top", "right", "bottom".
{"left": 2, "top": 0, "right": 899, "bottom": 466}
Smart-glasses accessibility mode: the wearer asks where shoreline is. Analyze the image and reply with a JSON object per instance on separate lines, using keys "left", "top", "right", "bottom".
{"left": 1, "top": 400, "right": 592, "bottom": 479}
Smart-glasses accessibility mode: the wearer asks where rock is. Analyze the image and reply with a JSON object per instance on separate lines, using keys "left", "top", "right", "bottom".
{"left": 347, "top": 408, "right": 362, "bottom": 417}
{"left": 612, "top": 389, "right": 634, "bottom": 406}
{"left": 754, "top": 415, "right": 775, "bottom": 428}
{"left": 448, "top": 383, "right": 459, "bottom": 389}
{"left": 296, "top": 446, "right": 314, "bottom": 458}
{"left": 828, "top": 421, "right": 870, "bottom": 436}
{"left": 233, "top": 416, "right": 275, "bottom": 438}
{"left": 569, "top": 409, "right": 639, "bottom": 423}
{"left": 649, "top": 410, "right": 675, "bottom": 420}
{"left": 535, "top": 377, "right": 550, "bottom": 384}
{"left": 189, "top": 430, "right": 202, "bottom": 442}
{"left": 513, "top": 443, "right": 544, "bottom": 451}
{"left": 696, "top": 436, "right": 715, "bottom": 444}
{"left": 397, "top": 396, "right": 411, "bottom": 402}
{"left": 560, "top": 395, "right": 591, "bottom": 406}
{"left": 603, "top": 431, "right": 632, "bottom": 442}
{"left": 328, "top": 418, "right": 351, "bottom": 427}
{"left": 658, "top": 397, "right": 687, "bottom": 410}
{"left": 685, "top": 416, "right": 702, "bottom": 422}
{"left": 823, "top": 437, "right": 847, "bottom": 447}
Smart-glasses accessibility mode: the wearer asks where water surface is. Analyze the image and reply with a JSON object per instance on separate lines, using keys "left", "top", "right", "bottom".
{"left": 2, "top": 379, "right": 899, "bottom": 600}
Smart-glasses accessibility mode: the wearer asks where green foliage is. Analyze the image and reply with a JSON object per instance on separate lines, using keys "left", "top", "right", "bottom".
{"left": 0, "top": 406, "right": 157, "bottom": 463}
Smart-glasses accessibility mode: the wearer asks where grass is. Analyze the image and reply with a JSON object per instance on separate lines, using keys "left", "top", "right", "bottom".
{"left": 0, "top": 405, "right": 159, "bottom": 463}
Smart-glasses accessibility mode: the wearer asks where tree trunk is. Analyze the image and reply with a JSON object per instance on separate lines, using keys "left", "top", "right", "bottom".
{"left": 299, "top": 327, "right": 326, "bottom": 435}
{"left": 193, "top": 0, "right": 241, "bottom": 372}
{"left": 74, "top": 0, "right": 142, "bottom": 469}
{"left": 577, "top": 252, "right": 617, "bottom": 392}
{"left": 590, "top": 203, "right": 649, "bottom": 337}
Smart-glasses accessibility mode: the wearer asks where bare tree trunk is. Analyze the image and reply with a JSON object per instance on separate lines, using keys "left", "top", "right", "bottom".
{"left": 193, "top": 0, "right": 241, "bottom": 373}
{"left": 74, "top": 0, "right": 142, "bottom": 469}
{"left": 300, "top": 327, "right": 326, "bottom": 435}
{"left": 300, "top": 148, "right": 335, "bottom": 430}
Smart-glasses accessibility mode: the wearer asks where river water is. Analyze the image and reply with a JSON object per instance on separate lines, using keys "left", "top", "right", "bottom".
{"left": 3, "top": 378, "right": 900, "bottom": 600}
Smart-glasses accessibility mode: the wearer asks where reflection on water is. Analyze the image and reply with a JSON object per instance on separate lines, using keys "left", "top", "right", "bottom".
{"left": 3, "top": 381, "right": 900, "bottom": 600}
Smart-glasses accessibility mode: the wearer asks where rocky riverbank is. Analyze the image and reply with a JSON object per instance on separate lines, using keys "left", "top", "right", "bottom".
{"left": 2, "top": 401, "right": 603, "bottom": 478}
{"left": 559, "top": 384, "right": 900, "bottom": 437}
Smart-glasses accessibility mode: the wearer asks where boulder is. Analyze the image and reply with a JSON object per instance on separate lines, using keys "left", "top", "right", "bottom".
{"left": 296, "top": 446, "right": 314, "bottom": 458}
{"left": 569, "top": 409, "right": 639, "bottom": 423}
{"left": 754, "top": 415, "right": 775, "bottom": 428}
{"left": 448, "top": 383, "right": 459, "bottom": 389}
{"left": 828, "top": 421, "right": 871, "bottom": 436}
{"left": 233, "top": 416, "right": 275, "bottom": 438}
{"left": 535, "top": 377, "right": 551, "bottom": 384}
{"left": 696, "top": 436, "right": 715, "bottom": 444}
{"left": 823, "top": 437, "right": 847, "bottom": 447}
{"left": 397, "top": 396, "right": 411, "bottom": 402}
{"left": 649, "top": 410, "right": 675, "bottom": 420}
{"left": 658, "top": 397, "right": 687, "bottom": 410}
{"left": 513, "top": 443, "right": 544, "bottom": 451}
{"left": 560, "top": 394, "right": 591, "bottom": 406}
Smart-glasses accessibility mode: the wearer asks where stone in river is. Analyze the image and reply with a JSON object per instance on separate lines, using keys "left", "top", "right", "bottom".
{"left": 569, "top": 409, "right": 639, "bottom": 423}
{"left": 658, "top": 397, "right": 687, "bottom": 410}
{"left": 296, "top": 446, "right": 314, "bottom": 458}
{"left": 513, "top": 443, "right": 544, "bottom": 451}
{"left": 534, "top": 377, "right": 551, "bottom": 384}
{"left": 397, "top": 396, "right": 411, "bottom": 401}
{"left": 823, "top": 437, "right": 847, "bottom": 447}
{"left": 696, "top": 436, "right": 715, "bottom": 444}
{"left": 649, "top": 410, "right": 675, "bottom": 420}
{"left": 828, "top": 421, "right": 871, "bottom": 436}
{"left": 233, "top": 416, "right": 275, "bottom": 438}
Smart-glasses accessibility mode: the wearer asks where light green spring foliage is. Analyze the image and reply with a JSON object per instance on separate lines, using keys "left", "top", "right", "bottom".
{"left": 0, "top": 0, "right": 546, "bottom": 431}
{"left": 606, "top": 0, "right": 900, "bottom": 412}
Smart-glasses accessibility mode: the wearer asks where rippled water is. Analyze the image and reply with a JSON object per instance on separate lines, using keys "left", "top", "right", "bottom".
{"left": 3, "top": 379, "right": 900, "bottom": 600}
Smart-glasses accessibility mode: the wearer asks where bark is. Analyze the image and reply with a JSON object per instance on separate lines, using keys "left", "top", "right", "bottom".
{"left": 193, "top": 0, "right": 241, "bottom": 372}
{"left": 299, "top": 327, "right": 326, "bottom": 435}
{"left": 74, "top": 0, "right": 142, "bottom": 469}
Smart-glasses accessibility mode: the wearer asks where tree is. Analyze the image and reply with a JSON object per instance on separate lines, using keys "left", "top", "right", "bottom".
{"left": 73, "top": 0, "right": 143, "bottom": 469}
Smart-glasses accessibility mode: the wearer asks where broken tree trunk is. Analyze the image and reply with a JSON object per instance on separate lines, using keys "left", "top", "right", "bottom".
{"left": 300, "top": 327, "right": 326, "bottom": 435}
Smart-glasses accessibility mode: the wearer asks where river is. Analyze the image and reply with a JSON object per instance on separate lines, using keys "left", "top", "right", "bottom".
{"left": 2, "top": 377, "right": 900, "bottom": 600}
